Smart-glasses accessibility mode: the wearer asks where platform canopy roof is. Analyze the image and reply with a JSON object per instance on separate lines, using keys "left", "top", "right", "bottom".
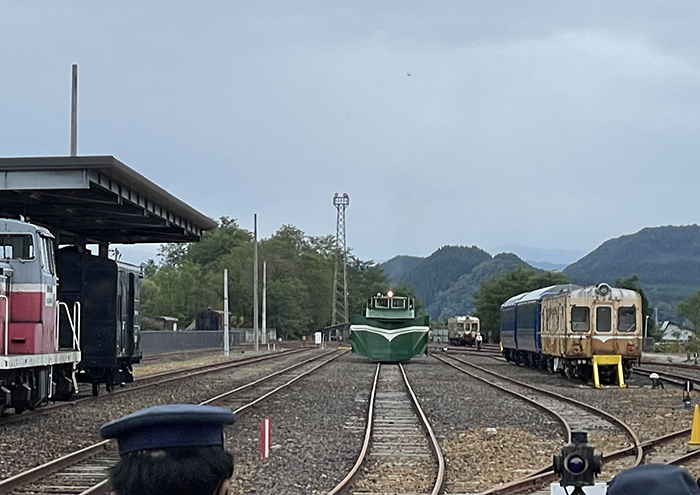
{"left": 0, "top": 155, "right": 217, "bottom": 244}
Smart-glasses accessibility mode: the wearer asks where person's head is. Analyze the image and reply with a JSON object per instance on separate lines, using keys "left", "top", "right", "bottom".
{"left": 110, "top": 446, "right": 233, "bottom": 495}
{"left": 100, "top": 404, "right": 236, "bottom": 495}
{"left": 607, "top": 464, "right": 700, "bottom": 495}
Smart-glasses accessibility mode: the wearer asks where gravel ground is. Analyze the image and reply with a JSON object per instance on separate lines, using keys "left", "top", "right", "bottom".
{"left": 13, "top": 346, "right": 700, "bottom": 492}
{"left": 134, "top": 350, "right": 237, "bottom": 377}
{"left": 229, "top": 353, "right": 375, "bottom": 495}
{"left": 0, "top": 350, "right": 321, "bottom": 480}
{"left": 405, "top": 355, "right": 564, "bottom": 493}
{"left": 450, "top": 353, "right": 700, "bottom": 481}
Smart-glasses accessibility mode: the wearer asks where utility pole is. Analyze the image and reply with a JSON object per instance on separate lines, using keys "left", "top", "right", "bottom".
{"left": 224, "top": 269, "right": 229, "bottom": 357}
{"left": 262, "top": 260, "right": 267, "bottom": 347}
{"left": 70, "top": 64, "right": 78, "bottom": 156}
{"left": 332, "top": 193, "right": 350, "bottom": 327}
{"left": 253, "top": 214, "right": 259, "bottom": 352}
{"left": 654, "top": 307, "right": 659, "bottom": 328}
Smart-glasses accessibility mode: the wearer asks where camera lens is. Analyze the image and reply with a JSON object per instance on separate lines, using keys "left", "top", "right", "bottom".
{"left": 566, "top": 455, "right": 586, "bottom": 475}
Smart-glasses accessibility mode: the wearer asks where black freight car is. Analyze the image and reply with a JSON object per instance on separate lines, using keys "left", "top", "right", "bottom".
{"left": 57, "top": 248, "right": 142, "bottom": 395}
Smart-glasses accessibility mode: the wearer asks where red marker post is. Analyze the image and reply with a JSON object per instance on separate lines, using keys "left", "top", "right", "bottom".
{"left": 260, "top": 417, "right": 271, "bottom": 460}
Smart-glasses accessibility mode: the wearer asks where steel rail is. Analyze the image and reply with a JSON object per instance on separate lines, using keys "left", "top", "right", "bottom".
{"left": 433, "top": 353, "right": 572, "bottom": 443}
{"left": 478, "top": 415, "right": 698, "bottom": 494}
{"left": 633, "top": 366, "right": 700, "bottom": 387}
{"left": 639, "top": 360, "right": 700, "bottom": 370}
{"left": 434, "top": 352, "right": 644, "bottom": 495}
{"left": 666, "top": 448, "right": 700, "bottom": 465}
{"left": 0, "top": 347, "right": 309, "bottom": 425}
{"left": 0, "top": 349, "right": 342, "bottom": 495}
{"left": 326, "top": 363, "right": 445, "bottom": 495}
{"left": 442, "top": 352, "right": 643, "bottom": 464}
{"left": 325, "top": 363, "right": 380, "bottom": 495}
{"left": 0, "top": 440, "right": 111, "bottom": 493}
{"left": 400, "top": 363, "right": 446, "bottom": 495}
{"left": 202, "top": 350, "right": 347, "bottom": 412}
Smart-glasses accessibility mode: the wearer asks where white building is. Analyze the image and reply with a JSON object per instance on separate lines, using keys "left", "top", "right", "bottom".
{"left": 660, "top": 321, "right": 695, "bottom": 343}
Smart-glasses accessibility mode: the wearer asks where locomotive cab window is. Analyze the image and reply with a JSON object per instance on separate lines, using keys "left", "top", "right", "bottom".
{"left": 571, "top": 306, "right": 590, "bottom": 332}
{"left": 391, "top": 297, "right": 406, "bottom": 309}
{"left": 0, "top": 234, "right": 34, "bottom": 260}
{"left": 618, "top": 306, "right": 637, "bottom": 332}
{"left": 375, "top": 298, "right": 389, "bottom": 308}
{"left": 39, "top": 236, "right": 55, "bottom": 275}
{"left": 596, "top": 306, "right": 612, "bottom": 332}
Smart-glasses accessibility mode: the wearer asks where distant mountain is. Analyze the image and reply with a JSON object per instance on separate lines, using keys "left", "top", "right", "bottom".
{"left": 396, "top": 246, "right": 491, "bottom": 309}
{"left": 494, "top": 243, "right": 585, "bottom": 265}
{"left": 564, "top": 225, "right": 700, "bottom": 319}
{"left": 426, "top": 253, "right": 530, "bottom": 319}
{"left": 380, "top": 255, "right": 424, "bottom": 284}
{"left": 380, "top": 247, "right": 533, "bottom": 319}
{"left": 526, "top": 260, "right": 568, "bottom": 271}
{"left": 378, "top": 225, "right": 700, "bottom": 321}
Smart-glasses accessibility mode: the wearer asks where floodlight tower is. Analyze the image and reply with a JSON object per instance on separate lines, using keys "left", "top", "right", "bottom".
{"left": 332, "top": 193, "right": 350, "bottom": 326}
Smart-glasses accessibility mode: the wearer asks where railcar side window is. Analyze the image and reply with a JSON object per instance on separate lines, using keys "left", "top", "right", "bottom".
{"left": 618, "top": 306, "right": 636, "bottom": 332}
{"left": 0, "top": 234, "right": 34, "bottom": 260}
{"left": 571, "top": 306, "right": 590, "bottom": 331}
{"left": 596, "top": 307, "right": 612, "bottom": 332}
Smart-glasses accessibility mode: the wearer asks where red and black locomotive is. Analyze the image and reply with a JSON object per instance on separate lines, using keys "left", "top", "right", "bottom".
{"left": 0, "top": 217, "right": 142, "bottom": 412}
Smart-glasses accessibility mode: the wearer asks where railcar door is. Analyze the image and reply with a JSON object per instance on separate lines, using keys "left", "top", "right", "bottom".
{"left": 591, "top": 305, "right": 615, "bottom": 355}
{"left": 568, "top": 304, "right": 592, "bottom": 357}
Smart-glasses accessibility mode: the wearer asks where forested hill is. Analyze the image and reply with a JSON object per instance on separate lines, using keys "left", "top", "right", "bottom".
{"left": 564, "top": 225, "right": 700, "bottom": 319}
{"left": 380, "top": 247, "right": 532, "bottom": 319}
{"left": 380, "top": 255, "right": 424, "bottom": 284}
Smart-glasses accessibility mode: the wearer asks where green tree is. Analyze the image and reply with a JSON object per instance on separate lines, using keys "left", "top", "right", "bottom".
{"left": 141, "top": 219, "right": 389, "bottom": 337}
{"left": 678, "top": 290, "right": 700, "bottom": 333}
{"left": 474, "top": 267, "right": 568, "bottom": 342}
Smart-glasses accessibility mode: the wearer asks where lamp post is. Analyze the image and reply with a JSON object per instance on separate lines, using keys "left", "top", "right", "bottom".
{"left": 645, "top": 315, "right": 650, "bottom": 340}
{"left": 224, "top": 269, "right": 229, "bottom": 357}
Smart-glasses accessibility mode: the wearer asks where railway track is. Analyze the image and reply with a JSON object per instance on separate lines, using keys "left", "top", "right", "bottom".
{"left": 433, "top": 352, "right": 643, "bottom": 493}
{"left": 327, "top": 363, "right": 444, "bottom": 495}
{"left": 633, "top": 365, "right": 700, "bottom": 389}
{"left": 0, "top": 349, "right": 346, "bottom": 495}
{"left": 0, "top": 347, "right": 310, "bottom": 426}
{"left": 436, "top": 352, "right": 700, "bottom": 493}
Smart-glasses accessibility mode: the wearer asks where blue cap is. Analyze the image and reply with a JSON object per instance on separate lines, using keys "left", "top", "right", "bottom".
{"left": 100, "top": 404, "right": 236, "bottom": 456}
{"left": 607, "top": 464, "right": 700, "bottom": 495}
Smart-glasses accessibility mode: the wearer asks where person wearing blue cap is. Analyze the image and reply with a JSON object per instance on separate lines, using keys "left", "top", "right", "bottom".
{"left": 606, "top": 464, "right": 700, "bottom": 495}
{"left": 100, "top": 404, "right": 236, "bottom": 495}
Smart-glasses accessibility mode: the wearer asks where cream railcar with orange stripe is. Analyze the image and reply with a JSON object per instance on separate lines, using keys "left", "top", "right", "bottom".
{"left": 501, "top": 284, "right": 642, "bottom": 386}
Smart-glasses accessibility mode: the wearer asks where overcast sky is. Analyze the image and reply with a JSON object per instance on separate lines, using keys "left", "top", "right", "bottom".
{"left": 2, "top": 2, "right": 700, "bottom": 265}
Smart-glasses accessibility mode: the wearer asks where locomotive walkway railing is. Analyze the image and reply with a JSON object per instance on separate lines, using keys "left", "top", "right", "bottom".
{"left": 1, "top": 295, "right": 7, "bottom": 356}
{"left": 57, "top": 300, "right": 81, "bottom": 351}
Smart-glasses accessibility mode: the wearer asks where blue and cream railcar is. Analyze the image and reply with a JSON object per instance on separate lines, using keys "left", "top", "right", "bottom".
{"left": 501, "top": 283, "right": 642, "bottom": 386}
{"left": 501, "top": 285, "right": 577, "bottom": 366}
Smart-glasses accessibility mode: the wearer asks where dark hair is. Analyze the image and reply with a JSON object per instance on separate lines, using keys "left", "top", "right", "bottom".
{"left": 110, "top": 446, "right": 233, "bottom": 495}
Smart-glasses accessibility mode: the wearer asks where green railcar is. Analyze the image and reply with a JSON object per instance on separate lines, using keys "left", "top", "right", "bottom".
{"left": 349, "top": 292, "right": 429, "bottom": 362}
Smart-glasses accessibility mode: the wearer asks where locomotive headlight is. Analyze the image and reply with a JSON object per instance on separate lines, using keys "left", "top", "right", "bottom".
{"left": 387, "top": 290, "right": 394, "bottom": 298}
